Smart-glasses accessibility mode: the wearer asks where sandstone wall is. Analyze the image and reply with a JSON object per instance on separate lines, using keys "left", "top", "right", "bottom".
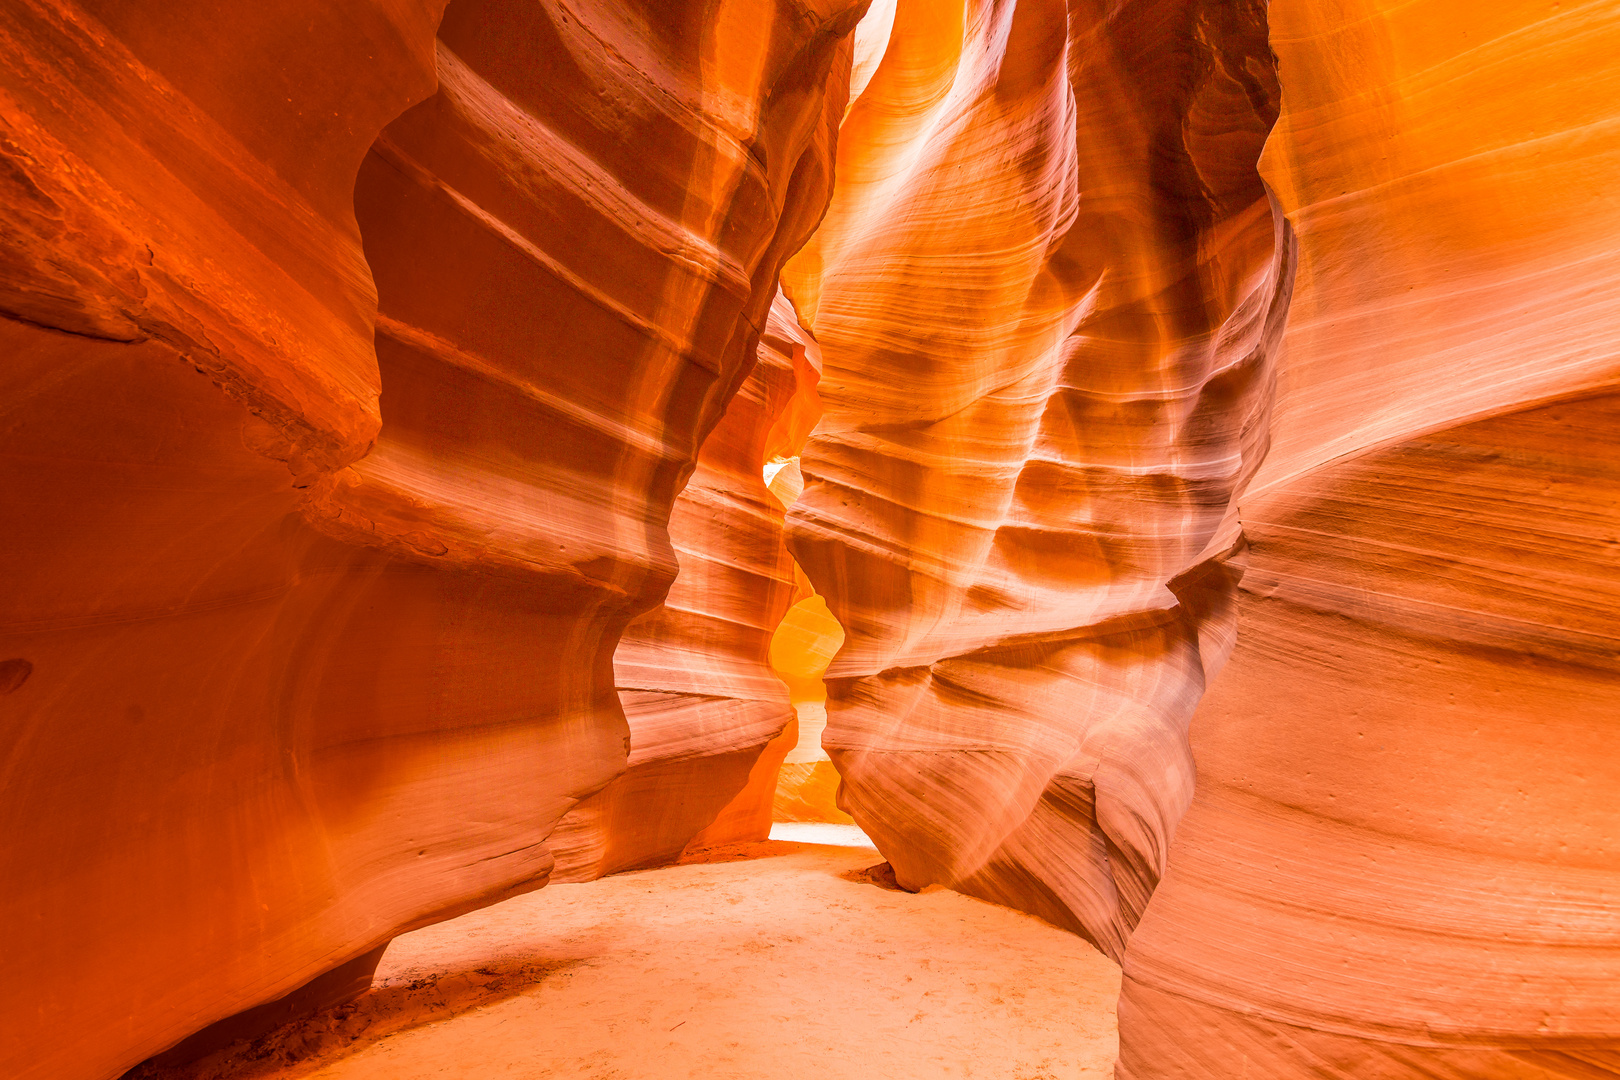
{"left": 549, "top": 292, "right": 824, "bottom": 876}
{"left": 781, "top": 0, "right": 1294, "bottom": 960}
{"left": 0, "top": 1, "right": 863, "bottom": 1075}
{"left": 1117, "top": 1, "right": 1620, "bottom": 1075}
{"left": 5, "top": 0, "right": 1615, "bottom": 1076}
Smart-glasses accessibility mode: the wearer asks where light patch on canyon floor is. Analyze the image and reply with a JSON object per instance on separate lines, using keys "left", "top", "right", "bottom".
{"left": 767, "top": 821, "right": 875, "bottom": 846}
{"left": 165, "top": 838, "right": 1118, "bottom": 1079}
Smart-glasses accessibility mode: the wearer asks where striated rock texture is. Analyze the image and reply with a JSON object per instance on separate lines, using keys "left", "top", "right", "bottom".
{"left": 685, "top": 296, "right": 840, "bottom": 847}
{"left": 1116, "top": 2, "right": 1620, "bottom": 1077}
{"left": 548, "top": 292, "right": 823, "bottom": 878}
{"left": 781, "top": 0, "right": 1295, "bottom": 960}
{"left": 6, "top": 1, "right": 1616, "bottom": 1078}
{"left": 0, "top": 0, "right": 863, "bottom": 1076}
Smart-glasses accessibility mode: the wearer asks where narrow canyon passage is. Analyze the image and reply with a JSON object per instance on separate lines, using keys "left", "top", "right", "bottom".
{"left": 133, "top": 831, "right": 1119, "bottom": 1080}
{"left": 2, "top": 0, "right": 1616, "bottom": 1077}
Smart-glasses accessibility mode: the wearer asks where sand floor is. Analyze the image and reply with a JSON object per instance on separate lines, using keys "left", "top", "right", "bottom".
{"left": 157, "top": 828, "right": 1119, "bottom": 1080}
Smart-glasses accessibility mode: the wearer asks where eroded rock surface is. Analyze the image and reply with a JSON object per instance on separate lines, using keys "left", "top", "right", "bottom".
{"left": 1116, "top": 1, "right": 1620, "bottom": 1075}
{"left": 0, "top": 1, "right": 862, "bottom": 1075}
{"left": 781, "top": 0, "right": 1294, "bottom": 960}
{"left": 4, "top": 0, "right": 1617, "bottom": 1077}
{"left": 548, "top": 293, "right": 825, "bottom": 877}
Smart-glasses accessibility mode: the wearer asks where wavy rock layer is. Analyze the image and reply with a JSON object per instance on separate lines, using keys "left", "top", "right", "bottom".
{"left": 781, "top": 0, "right": 1294, "bottom": 960}
{"left": 0, "top": 1, "right": 861, "bottom": 1075}
{"left": 1117, "top": 1, "right": 1620, "bottom": 1075}
{"left": 548, "top": 293, "right": 823, "bottom": 878}
{"left": 686, "top": 301, "right": 845, "bottom": 846}
{"left": 777, "top": 0, "right": 1296, "bottom": 958}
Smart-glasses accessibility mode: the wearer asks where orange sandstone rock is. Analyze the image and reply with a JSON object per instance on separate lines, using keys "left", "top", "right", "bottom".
{"left": 5, "top": 2, "right": 1615, "bottom": 1078}
{"left": 782, "top": 0, "right": 1294, "bottom": 960}
{"left": 1116, "top": 1, "right": 1620, "bottom": 1075}
{"left": 0, "top": 1, "right": 864, "bottom": 1076}
{"left": 1, "top": 6, "right": 447, "bottom": 1077}
{"left": 549, "top": 293, "right": 825, "bottom": 876}
{"left": 773, "top": 760, "right": 855, "bottom": 824}
{"left": 686, "top": 295, "right": 844, "bottom": 846}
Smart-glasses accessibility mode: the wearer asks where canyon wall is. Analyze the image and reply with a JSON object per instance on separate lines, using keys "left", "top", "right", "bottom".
{"left": 4, "top": 0, "right": 1615, "bottom": 1077}
{"left": 0, "top": 1, "right": 863, "bottom": 1076}
{"left": 549, "top": 292, "right": 823, "bottom": 877}
{"left": 781, "top": 0, "right": 1294, "bottom": 960}
{"left": 1117, "top": 1, "right": 1620, "bottom": 1076}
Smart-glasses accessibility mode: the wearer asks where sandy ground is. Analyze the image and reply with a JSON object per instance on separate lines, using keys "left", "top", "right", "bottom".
{"left": 158, "top": 827, "right": 1118, "bottom": 1080}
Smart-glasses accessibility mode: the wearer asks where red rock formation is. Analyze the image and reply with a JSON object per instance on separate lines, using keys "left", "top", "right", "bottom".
{"left": 685, "top": 295, "right": 841, "bottom": 846}
{"left": 781, "top": 0, "right": 1294, "bottom": 960}
{"left": 1, "top": 6, "right": 447, "bottom": 1077}
{"left": 549, "top": 292, "right": 823, "bottom": 877}
{"left": 8, "top": 0, "right": 1617, "bottom": 1076}
{"left": 0, "top": 1, "right": 863, "bottom": 1075}
{"left": 1116, "top": 2, "right": 1620, "bottom": 1076}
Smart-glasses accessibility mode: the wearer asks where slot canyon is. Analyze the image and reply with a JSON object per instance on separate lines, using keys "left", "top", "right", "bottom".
{"left": 0, "top": 0, "right": 1615, "bottom": 1077}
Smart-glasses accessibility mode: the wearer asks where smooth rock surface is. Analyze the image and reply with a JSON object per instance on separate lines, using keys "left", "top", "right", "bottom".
{"left": 0, "top": 1, "right": 863, "bottom": 1075}
{"left": 2, "top": 5, "right": 448, "bottom": 1076}
{"left": 5, "top": 0, "right": 1617, "bottom": 1077}
{"left": 548, "top": 293, "right": 825, "bottom": 878}
{"left": 781, "top": 0, "right": 1294, "bottom": 960}
{"left": 1116, "top": 1, "right": 1620, "bottom": 1075}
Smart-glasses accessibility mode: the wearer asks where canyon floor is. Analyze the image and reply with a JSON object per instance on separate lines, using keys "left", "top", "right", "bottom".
{"left": 154, "top": 825, "right": 1119, "bottom": 1080}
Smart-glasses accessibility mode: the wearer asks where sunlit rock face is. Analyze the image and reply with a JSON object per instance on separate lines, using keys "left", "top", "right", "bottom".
{"left": 548, "top": 292, "right": 824, "bottom": 877}
{"left": 1116, "top": 1, "right": 1620, "bottom": 1076}
{"left": 781, "top": 0, "right": 1294, "bottom": 960}
{"left": 768, "top": 464, "right": 851, "bottom": 826}
{"left": 0, "top": 0, "right": 862, "bottom": 1075}
{"left": 6, "top": 0, "right": 1615, "bottom": 1076}
{"left": 770, "top": 588, "right": 854, "bottom": 825}
{"left": 682, "top": 299, "right": 844, "bottom": 847}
